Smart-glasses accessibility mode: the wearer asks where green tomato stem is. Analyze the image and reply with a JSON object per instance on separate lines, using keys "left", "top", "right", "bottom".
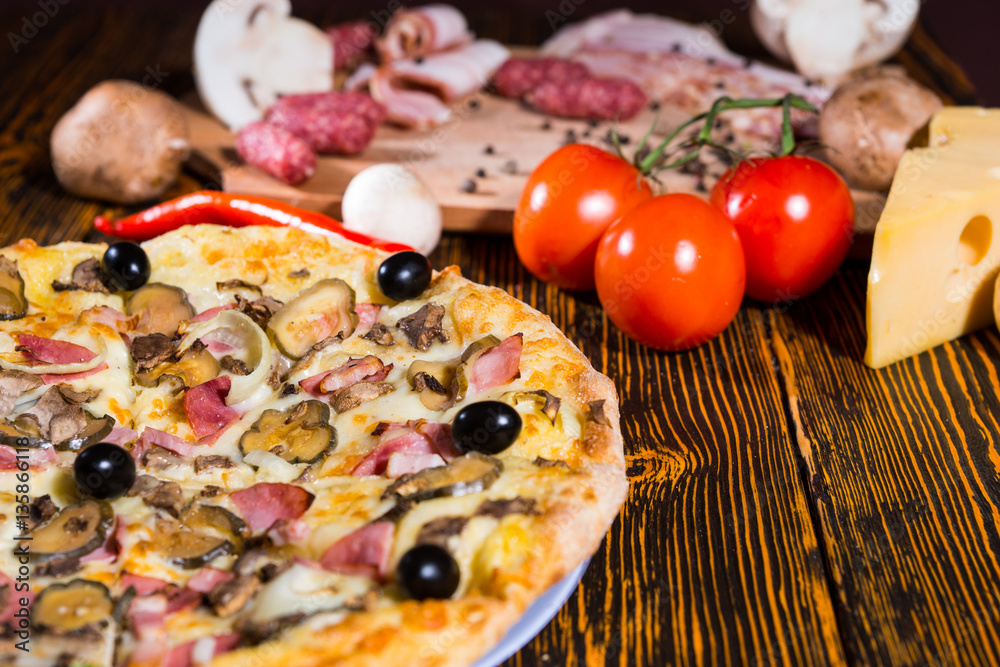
{"left": 635, "top": 93, "right": 818, "bottom": 176}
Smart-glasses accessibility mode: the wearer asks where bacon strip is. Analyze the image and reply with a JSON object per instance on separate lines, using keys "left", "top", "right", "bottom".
{"left": 319, "top": 522, "right": 394, "bottom": 579}
{"left": 376, "top": 4, "right": 472, "bottom": 62}
{"left": 469, "top": 333, "right": 523, "bottom": 393}
{"left": 299, "top": 356, "right": 392, "bottom": 396}
{"left": 387, "top": 40, "right": 510, "bottom": 101}
{"left": 230, "top": 483, "right": 315, "bottom": 532}
{"left": 358, "top": 40, "right": 509, "bottom": 129}
{"left": 183, "top": 376, "right": 237, "bottom": 438}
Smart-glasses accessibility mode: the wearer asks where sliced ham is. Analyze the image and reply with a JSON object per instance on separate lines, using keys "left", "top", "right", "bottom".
{"left": 79, "top": 305, "right": 136, "bottom": 334}
{"left": 121, "top": 573, "right": 170, "bottom": 596}
{"left": 80, "top": 515, "right": 124, "bottom": 563}
{"left": 319, "top": 522, "right": 394, "bottom": 580}
{"left": 469, "top": 333, "right": 522, "bottom": 393}
{"left": 105, "top": 425, "right": 139, "bottom": 446}
{"left": 38, "top": 363, "right": 108, "bottom": 385}
{"left": 230, "top": 483, "right": 315, "bottom": 532}
{"left": 137, "top": 632, "right": 241, "bottom": 667}
{"left": 352, "top": 421, "right": 456, "bottom": 476}
{"left": 386, "top": 452, "right": 445, "bottom": 478}
{"left": 354, "top": 303, "right": 382, "bottom": 330}
{"left": 127, "top": 593, "right": 170, "bottom": 639}
{"left": 376, "top": 4, "right": 472, "bottom": 62}
{"left": 351, "top": 431, "right": 435, "bottom": 477}
{"left": 183, "top": 376, "right": 237, "bottom": 438}
{"left": 191, "top": 303, "right": 236, "bottom": 323}
{"left": 0, "top": 444, "right": 56, "bottom": 470}
{"left": 15, "top": 333, "right": 109, "bottom": 383}
{"left": 136, "top": 427, "right": 195, "bottom": 458}
{"left": 0, "top": 570, "right": 34, "bottom": 625}
{"left": 185, "top": 568, "right": 234, "bottom": 594}
{"left": 267, "top": 517, "right": 312, "bottom": 546}
{"left": 165, "top": 586, "right": 202, "bottom": 615}
{"left": 413, "top": 420, "right": 459, "bottom": 461}
{"left": 16, "top": 334, "right": 97, "bottom": 364}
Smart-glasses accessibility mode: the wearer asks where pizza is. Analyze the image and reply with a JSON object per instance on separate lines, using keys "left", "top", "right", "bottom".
{"left": 0, "top": 224, "right": 627, "bottom": 667}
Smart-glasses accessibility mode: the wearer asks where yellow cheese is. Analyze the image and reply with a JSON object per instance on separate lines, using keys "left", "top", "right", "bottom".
{"left": 865, "top": 107, "right": 1000, "bottom": 368}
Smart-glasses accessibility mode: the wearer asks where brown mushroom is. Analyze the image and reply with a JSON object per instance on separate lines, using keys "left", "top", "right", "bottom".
{"left": 27, "top": 385, "right": 100, "bottom": 443}
{"left": 195, "top": 455, "right": 236, "bottom": 473}
{"left": 126, "top": 283, "right": 196, "bottom": 337}
{"left": 268, "top": 279, "right": 357, "bottom": 358}
{"left": 331, "top": 381, "right": 394, "bottom": 414}
{"left": 0, "top": 256, "right": 27, "bottom": 321}
{"left": 0, "top": 369, "right": 43, "bottom": 416}
{"left": 239, "top": 400, "right": 335, "bottom": 464}
{"left": 396, "top": 303, "right": 448, "bottom": 351}
{"left": 51, "top": 258, "right": 116, "bottom": 294}
{"left": 819, "top": 67, "right": 942, "bottom": 191}
{"left": 207, "top": 574, "right": 261, "bottom": 618}
{"left": 127, "top": 475, "right": 184, "bottom": 517}
{"left": 130, "top": 333, "right": 176, "bottom": 372}
{"left": 362, "top": 322, "right": 394, "bottom": 346}
{"left": 50, "top": 80, "right": 189, "bottom": 204}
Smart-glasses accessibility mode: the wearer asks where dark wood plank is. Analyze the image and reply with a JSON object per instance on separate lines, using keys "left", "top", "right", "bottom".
{"left": 771, "top": 266, "right": 1000, "bottom": 666}
{"left": 0, "top": 5, "right": 988, "bottom": 667}
{"left": 428, "top": 236, "right": 845, "bottom": 667}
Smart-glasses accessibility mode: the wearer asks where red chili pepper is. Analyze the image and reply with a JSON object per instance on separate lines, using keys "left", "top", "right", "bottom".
{"left": 93, "top": 191, "right": 413, "bottom": 252}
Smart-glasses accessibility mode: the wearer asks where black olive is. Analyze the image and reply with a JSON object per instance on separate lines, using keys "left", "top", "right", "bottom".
{"left": 103, "top": 242, "right": 150, "bottom": 291}
{"left": 397, "top": 544, "right": 460, "bottom": 600}
{"left": 74, "top": 443, "right": 136, "bottom": 500}
{"left": 451, "top": 401, "right": 522, "bottom": 455}
{"left": 377, "top": 251, "right": 433, "bottom": 302}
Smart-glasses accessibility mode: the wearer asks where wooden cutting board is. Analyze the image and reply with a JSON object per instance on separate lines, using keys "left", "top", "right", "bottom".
{"left": 181, "top": 70, "right": 885, "bottom": 246}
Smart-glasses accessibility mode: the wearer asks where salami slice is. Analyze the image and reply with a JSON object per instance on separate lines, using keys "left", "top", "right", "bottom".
{"left": 235, "top": 122, "right": 316, "bottom": 186}
{"left": 525, "top": 76, "right": 647, "bottom": 121}
{"left": 492, "top": 57, "right": 590, "bottom": 98}
{"left": 266, "top": 92, "right": 384, "bottom": 156}
{"left": 327, "top": 21, "right": 376, "bottom": 70}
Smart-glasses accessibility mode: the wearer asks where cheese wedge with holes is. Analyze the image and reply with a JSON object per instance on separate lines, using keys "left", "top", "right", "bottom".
{"left": 866, "top": 107, "right": 1000, "bottom": 368}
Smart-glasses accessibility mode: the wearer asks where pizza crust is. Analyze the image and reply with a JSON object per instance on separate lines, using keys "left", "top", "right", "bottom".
{"left": 0, "top": 225, "right": 627, "bottom": 667}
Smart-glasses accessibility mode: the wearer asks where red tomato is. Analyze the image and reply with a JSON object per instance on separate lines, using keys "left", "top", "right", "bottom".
{"left": 594, "top": 194, "right": 746, "bottom": 351}
{"left": 514, "top": 144, "right": 653, "bottom": 291}
{"left": 710, "top": 156, "right": 854, "bottom": 303}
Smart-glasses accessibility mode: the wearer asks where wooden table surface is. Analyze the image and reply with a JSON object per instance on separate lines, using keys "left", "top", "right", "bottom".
{"left": 2, "top": 6, "right": 997, "bottom": 667}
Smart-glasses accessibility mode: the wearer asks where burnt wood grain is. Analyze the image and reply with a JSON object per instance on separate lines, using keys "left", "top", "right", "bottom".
{"left": 0, "top": 6, "right": 991, "bottom": 667}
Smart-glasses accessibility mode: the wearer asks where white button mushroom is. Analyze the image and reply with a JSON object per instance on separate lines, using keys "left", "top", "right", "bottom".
{"left": 750, "top": 0, "right": 919, "bottom": 83}
{"left": 340, "top": 164, "right": 443, "bottom": 256}
{"left": 193, "top": 0, "right": 333, "bottom": 131}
